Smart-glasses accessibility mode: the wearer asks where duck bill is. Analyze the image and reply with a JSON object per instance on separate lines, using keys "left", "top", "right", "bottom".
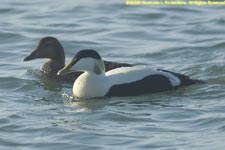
{"left": 23, "top": 49, "right": 39, "bottom": 61}
{"left": 57, "top": 58, "right": 77, "bottom": 75}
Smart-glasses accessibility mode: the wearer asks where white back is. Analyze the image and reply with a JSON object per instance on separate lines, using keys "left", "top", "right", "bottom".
{"left": 106, "top": 65, "right": 181, "bottom": 87}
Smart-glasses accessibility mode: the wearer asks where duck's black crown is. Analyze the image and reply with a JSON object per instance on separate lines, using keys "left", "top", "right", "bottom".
{"left": 74, "top": 49, "right": 102, "bottom": 61}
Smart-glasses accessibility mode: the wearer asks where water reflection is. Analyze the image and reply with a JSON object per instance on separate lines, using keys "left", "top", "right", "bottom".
{"left": 62, "top": 92, "right": 110, "bottom": 111}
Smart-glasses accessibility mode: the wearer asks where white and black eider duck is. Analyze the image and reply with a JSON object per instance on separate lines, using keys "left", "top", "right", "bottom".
{"left": 57, "top": 49, "right": 204, "bottom": 99}
{"left": 23, "top": 37, "right": 132, "bottom": 83}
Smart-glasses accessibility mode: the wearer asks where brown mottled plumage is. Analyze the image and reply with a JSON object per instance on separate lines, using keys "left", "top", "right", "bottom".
{"left": 23, "top": 37, "right": 132, "bottom": 84}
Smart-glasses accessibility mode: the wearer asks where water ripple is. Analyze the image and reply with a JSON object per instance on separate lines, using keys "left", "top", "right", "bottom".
{"left": 0, "top": 1, "right": 225, "bottom": 150}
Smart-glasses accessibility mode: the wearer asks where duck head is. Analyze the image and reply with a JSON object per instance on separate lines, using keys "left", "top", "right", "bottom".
{"left": 23, "top": 37, "right": 65, "bottom": 64}
{"left": 58, "top": 49, "right": 105, "bottom": 75}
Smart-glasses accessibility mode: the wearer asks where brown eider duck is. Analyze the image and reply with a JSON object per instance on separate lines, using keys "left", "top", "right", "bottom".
{"left": 23, "top": 37, "right": 132, "bottom": 84}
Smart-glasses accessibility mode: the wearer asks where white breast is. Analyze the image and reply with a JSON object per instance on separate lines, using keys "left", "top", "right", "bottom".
{"left": 73, "top": 72, "right": 110, "bottom": 98}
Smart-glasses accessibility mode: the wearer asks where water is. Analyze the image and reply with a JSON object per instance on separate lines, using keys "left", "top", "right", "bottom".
{"left": 1, "top": 0, "right": 225, "bottom": 149}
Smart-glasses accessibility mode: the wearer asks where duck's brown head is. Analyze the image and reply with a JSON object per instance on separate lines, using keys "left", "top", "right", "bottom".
{"left": 23, "top": 37, "right": 65, "bottom": 64}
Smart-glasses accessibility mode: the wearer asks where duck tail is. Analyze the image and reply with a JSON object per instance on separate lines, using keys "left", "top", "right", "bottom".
{"left": 158, "top": 69, "right": 205, "bottom": 86}
{"left": 179, "top": 77, "right": 205, "bottom": 86}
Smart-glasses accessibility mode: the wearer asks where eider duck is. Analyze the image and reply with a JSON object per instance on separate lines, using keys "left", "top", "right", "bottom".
{"left": 23, "top": 37, "right": 132, "bottom": 83}
{"left": 57, "top": 49, "right": 203, "bottom": 99}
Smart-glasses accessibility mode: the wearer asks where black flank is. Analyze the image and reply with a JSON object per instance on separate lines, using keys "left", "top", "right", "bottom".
{"left": 105, "top": 75, "right": 174, "bottom": 97}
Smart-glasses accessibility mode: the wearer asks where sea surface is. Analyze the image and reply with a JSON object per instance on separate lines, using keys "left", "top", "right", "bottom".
{"left": 1, "top": 0, "right": 225, "bottom": 149}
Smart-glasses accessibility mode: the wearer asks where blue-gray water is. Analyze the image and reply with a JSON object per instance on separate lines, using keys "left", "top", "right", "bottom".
{"left": 1, "top": 0, "right": 225, "bottom": 149}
